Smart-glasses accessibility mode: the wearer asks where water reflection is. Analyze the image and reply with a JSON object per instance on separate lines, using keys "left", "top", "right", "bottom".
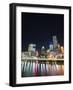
{"left": 21, "top": 60, "right": 64, "bottom": 77}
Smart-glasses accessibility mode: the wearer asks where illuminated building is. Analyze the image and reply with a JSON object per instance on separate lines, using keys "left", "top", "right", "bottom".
{"left": 40, "top": 46, "right": 46, "bottom": 58}
{"left": 58, "top": 44, "right": 61, "bottom": 53}
{"left": 21, "top": 36, "right": 64, "bottom": 59}
{"left": 35, "top": 51, "right": 39, "bottom": 57}
{"left": 61, "top": 46, "right": 64, "bottom": 54}
{"left": 21, "top": 52, "right": 30, "bottom": 58}
{"left": 49, "top": 43, "right": 53, "bottom": 51}
{"left": 47, "top": 53, "right": 54, "bottom": 60}
{"left": 46, "top": 49, "right": 50, "bottom": 53}
{"left": 53, "top": 36, "right": 58, "bottom": 51}
{"left": 28, "top": 44, "right": 36, "bottom": 52}
{"left": 28, "top": 44, "right": 36, "bottom": 56}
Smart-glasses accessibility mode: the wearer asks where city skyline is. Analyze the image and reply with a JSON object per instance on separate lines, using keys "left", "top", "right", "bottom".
{"left": 21, "top": 13, "right": 64, "bottom": 77}
{"left": 22, "top": 13, "right": 64, "bottom": 51}
{"left": 21, "top": 36, "right": 64, "bottom": 51}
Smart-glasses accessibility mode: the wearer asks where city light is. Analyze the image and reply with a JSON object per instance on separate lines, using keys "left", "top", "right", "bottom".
{"left": 21, "top": 36, "right": 64, "bottom": 60}
{"left": 21, "top": 36, "right": 64, "bottom": 77}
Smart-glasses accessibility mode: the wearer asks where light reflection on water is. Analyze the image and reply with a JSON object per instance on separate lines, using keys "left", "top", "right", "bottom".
{"left": 21, "top": 60, "right": 64, "bottom": 77}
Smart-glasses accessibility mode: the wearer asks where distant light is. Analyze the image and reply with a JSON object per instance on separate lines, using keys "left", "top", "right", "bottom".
{"left": 41, "top": 46, "right": 45, "bottom": 49}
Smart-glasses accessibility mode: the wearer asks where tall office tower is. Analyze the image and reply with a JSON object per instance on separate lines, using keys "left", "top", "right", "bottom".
{"left": 53, "top": 36, "right": 58, "bottom": 51}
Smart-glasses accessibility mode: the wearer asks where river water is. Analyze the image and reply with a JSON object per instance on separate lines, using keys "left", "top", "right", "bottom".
{"left": 21, "top": 60, "right": 64, "bottom": 77}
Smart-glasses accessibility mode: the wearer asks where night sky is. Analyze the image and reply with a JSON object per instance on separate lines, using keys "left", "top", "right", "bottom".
{"left": 22, "top": 12, "right": 64, "bottom": 51}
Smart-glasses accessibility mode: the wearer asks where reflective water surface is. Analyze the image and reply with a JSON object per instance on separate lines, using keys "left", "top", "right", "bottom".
{"left": 21, "top": 60, "right": 64, "bottom": 77}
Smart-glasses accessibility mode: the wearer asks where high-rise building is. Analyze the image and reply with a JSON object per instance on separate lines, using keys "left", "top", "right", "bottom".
{"left": 53, "top": 36, "right": 58, "bottom": 51}
{"left": 28, "top": 44, "right": 36, "bottom": 56}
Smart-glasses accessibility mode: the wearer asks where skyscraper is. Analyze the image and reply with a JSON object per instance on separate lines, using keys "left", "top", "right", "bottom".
{"left": 53, "top": 36, "right": 58, "bottom": 51}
